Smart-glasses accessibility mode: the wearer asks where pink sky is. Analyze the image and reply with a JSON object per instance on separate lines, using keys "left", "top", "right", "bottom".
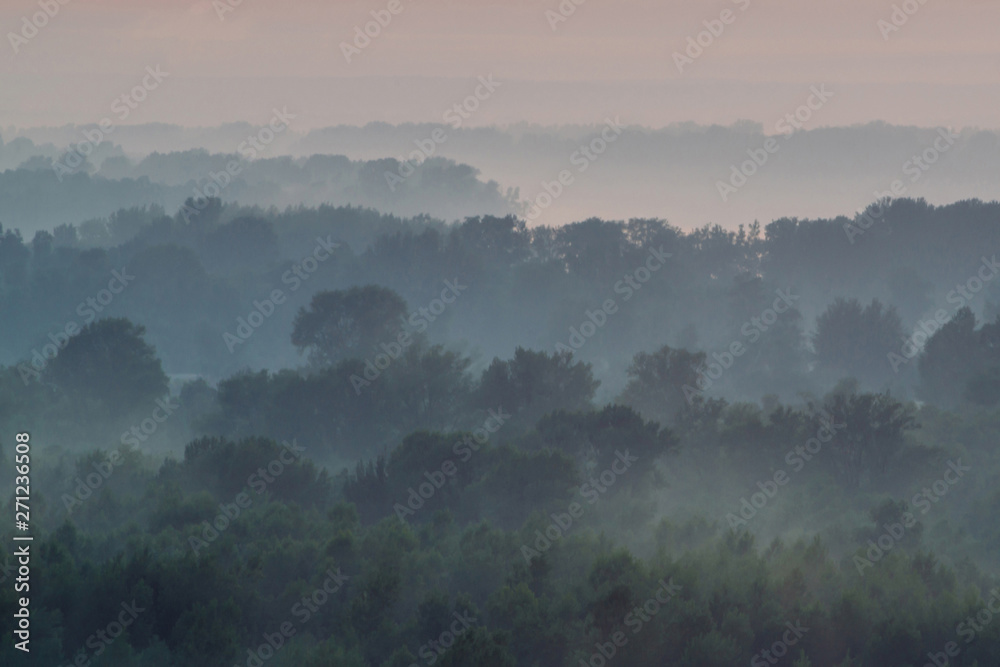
{"left": 2, "top": 0, "right": 998, "bottom": 129}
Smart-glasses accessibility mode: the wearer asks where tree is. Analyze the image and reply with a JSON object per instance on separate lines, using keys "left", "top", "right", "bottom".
{"left": 918, "top": 307, "right": 991, "bottom": 406}
{"left": 0, "top": 225, "right": 29, "bottom": 289}
{"left": 343, "top": 454, "right": 390, "bottom": 523}
{"left": 552, "top": 219, "right": 630, "bottom": 284}
{"left": 45, "top": 317, "right": 168, "bottom": 418}
{"left": 436, "top": 627, "right": 516, "bottom": 667}
{"left": 814, "top": 298, "right": 905, "bottom": 387}
{"left": 822, "top": 390, "right": 917, "bottom": 487}
{"left": 617, "top": 345, "right": 706, "bottom": 424}
{"left": 201, "top": 216, "right": 279, "bottom": 275}
{"left": 292, "top": 285, "right": 410, "bottom": 368}
{"left": 447, "top": 215, "right": 530, "bottom": 269}
{"left": 179, "top": 196, "right": 223, "bottom": 226}
{"left": 475, "top": 348, "right": 599, "bottom": 433}
{"left": 211, "top": 369, "right": 272, "bottom": 438}
{"left": 726, "top": 276, "right": 809, "bottom": 395}
{"left": 387, "top": 342, "right": 473, "bottom": 429}
{"left": 532, "top": 404, "right": 675, "bottom": 471}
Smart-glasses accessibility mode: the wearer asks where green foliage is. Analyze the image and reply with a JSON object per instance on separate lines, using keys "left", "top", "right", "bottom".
{"left": 292, "top": 285, "right": 411, "bottom": 368}
{"left": 45, "top": 317, "right": 168, "bottom": 418}
{"left": 7, "top": 200, "right": 1000, "bottom": 666}
{"left": 814, "top": 298, "right": 905, "bottom": 386}
{"left": 475, "top": 347, "right": 600, "bottom": 435}
{"left": 822, "top": 390, "right": 918, "bottom": 487}
{"left": 617, "top": 344, "right": 706, "bottom": 424}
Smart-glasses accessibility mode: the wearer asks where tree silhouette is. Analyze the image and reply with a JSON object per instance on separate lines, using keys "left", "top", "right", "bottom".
{"left": 292, "top": 285, "right": 410, "bottom": 368}
{"left": 45, "top": 317, "right": 168, "bottom": 418}
{"left": 814, "top": 298, "right": 904, "bottom": 387}
{"left": 475, "top": 347, "right": 598, "bottom": 433}
{"left": 617, "top": 345, "right": 706, "bottom": 424}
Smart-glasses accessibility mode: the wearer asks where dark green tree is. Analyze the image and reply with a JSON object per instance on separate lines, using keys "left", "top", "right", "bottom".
{"left": 814, "top": 298, "right": 905, "bottom": 387}
{"left": 617, "top": 345, "right": 706, "bottom": 424}
{"left": 292, "top": 285, "right": 410, "bottom": 368}
{"left": 822, "top": 390, "right": 917, "bottom": 487}
{"left": 918, "top": 307, "right": 990, "bottom": 406}
{"left": 475, "top": 347, "right": 599, "bottom": 433}
{"left": 45, "top": 317, "right": 168, "bottom": 418}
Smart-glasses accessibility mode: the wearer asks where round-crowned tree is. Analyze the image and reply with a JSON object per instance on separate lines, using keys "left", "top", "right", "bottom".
{"left": 291, "top": 285, "right": 410, "bottom": 368}
{"left": 45, "top": 317, "right": 168, "bottom": 417}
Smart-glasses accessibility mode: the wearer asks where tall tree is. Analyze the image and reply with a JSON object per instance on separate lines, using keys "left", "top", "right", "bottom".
{"left": 45, "top": 317, "right": 168, "bottom": 417}
{"left": 822, "top": 390, "right": 917, "bottom": 487}
{"left": 475, "top": 347, "right": 599, "bottom": 433}
{"left": 814, "top": 297, "right": 905, "bottom": 387}
{"left": 292, "top": 285, "right": 410, "bottom": 368}
{"left": 617, "top": 345, "right": 706, "bottom": 424}
{"left": 917, "top": 307, "right": 980, "bottom": 406}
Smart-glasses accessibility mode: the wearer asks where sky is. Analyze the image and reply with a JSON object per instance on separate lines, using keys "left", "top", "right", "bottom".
{"left": 1, "top": 0, "right": 999, "bottom": 131}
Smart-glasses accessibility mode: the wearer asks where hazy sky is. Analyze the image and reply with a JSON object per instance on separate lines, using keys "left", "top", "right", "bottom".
{"left": 2, "top": 0, "right": 998, "bottom": 130}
